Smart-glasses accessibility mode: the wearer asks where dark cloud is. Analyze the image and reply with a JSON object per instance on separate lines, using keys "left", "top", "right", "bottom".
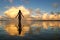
{"left": 20, "top": 0, "right": 29, "bottom": 4}
{"left": 8, "top": 0, "right": 13, "bottom": 3}
{"left": 5, "top": 0, "right": 13, "bottom": 3}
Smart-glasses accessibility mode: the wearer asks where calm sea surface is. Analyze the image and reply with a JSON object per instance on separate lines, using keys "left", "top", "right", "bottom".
{"left": 0, "top": 20, "right": 60, "bottom": 40}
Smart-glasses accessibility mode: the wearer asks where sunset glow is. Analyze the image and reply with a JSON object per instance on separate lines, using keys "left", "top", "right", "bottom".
{"left": 4, "top": 6, "right": 30, "bottom": 18}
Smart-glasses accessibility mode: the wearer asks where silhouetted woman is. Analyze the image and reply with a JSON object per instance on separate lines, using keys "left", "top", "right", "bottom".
{"left": 16, "top": 10, "right": 24, "bottom": 34}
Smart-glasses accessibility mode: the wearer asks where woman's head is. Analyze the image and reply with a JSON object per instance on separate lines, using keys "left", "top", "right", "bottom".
{"left": 19, "top": 10, "right": 21, "bottom": 13}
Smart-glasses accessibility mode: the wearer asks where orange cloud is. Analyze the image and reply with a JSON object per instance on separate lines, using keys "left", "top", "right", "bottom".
{"left": 4, "top": 7, "right": 18, "bottom": 18}
{"left": 18, "top": 6, "right": 30, "bottom": 16}
{"left": 42, "top": 13, "right": 48, "bottom": 20}
{"left": 4, "top": 6, "right": 30, "bottom": 18}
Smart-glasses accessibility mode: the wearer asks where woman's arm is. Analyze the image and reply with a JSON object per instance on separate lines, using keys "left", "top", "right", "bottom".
{"left": 21, "top": 14, "right": 24, "bottom": 18}
{"left": 15, "top": 14, "right": 18, "bottom": 18}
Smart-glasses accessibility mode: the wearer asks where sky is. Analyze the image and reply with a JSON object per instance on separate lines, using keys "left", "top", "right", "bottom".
{"left": 0, "top": 0, "right": 60, "bottom": 16}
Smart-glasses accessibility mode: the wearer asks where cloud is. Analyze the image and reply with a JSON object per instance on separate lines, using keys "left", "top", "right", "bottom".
{"left": 0, "top": 16, "right": 2, "bottom": 18}
{"left": 42, "top": 13, "right": 48, "bottom": 20}
{"left": 20, "top": 0, "right": 29, "bottom": 4}
{"left": 52, "top": 2, "right": 58, "bottom": 8}
{"left": 5, "top": 0, "right": 13, "bottom": 3}
{"left": 8, "top": 0, "right": 13, "bottom": 3}
{"left": 35, "top": 8, "right": 41, "bottom": 14}
{"left": 17, "top": 6, "right": 30, "bottom": 16}
{"left": 5, "top": 6, "right": 11, "bottom": 9}
{"left": 4, "top": 6, "right": 30, "bottom": 18}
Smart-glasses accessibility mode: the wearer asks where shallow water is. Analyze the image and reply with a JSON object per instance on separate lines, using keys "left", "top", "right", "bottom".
{"left": 0, "top": 21, "right": 60, "bottom": 40}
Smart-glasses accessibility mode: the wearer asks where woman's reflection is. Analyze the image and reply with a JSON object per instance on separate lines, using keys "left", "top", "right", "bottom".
{"left": 4, "top": 21, "right": 30, "bottom": 36}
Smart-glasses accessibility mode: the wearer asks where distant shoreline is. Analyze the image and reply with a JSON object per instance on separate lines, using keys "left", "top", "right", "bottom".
{"left": 0, "top": 20, "right": 9, "bottom": 21}
{"left": 23, "top": 20, "right": 60, "bottom": 21}
{"left": 0, "top": 20, "right": 60, "bottom": 21}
